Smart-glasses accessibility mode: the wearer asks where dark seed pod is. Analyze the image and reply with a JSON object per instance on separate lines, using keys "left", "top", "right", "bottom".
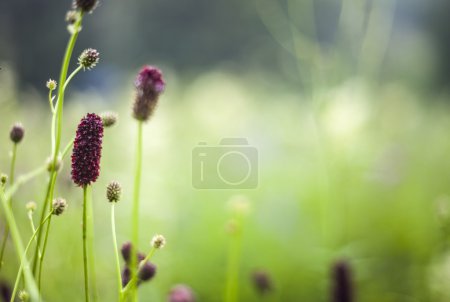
{"left": 331, "top": 260, "right": 353, "bottom": 302}
{"left": 138, "top": 261, "right": 156, "bottom": 282}
{"left": 10, "top": 123, "right": 24, "bottom": 144}
{"left": 73, "top": 0, "right": 98, "bottom": 13}
{"left": 121, "top": 241, "right": 132, "bottom": 263}
{"left": 71, "top": 113, "right": 104, "bottom": 186}
{"left": 132, "top": 66, "right": 165, "bottom": 122}
{"left": 168, "top": 284, "right": 196, "bottom": 302}
{"left": 251, "top": 270, "right": 273, "bottom": 295}
{"left": 121, "top": 266, "right": 131, "bottom": 288}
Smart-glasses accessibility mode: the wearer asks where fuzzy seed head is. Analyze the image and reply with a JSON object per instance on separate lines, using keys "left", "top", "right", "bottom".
{"left": 10, "top": 123, "right": 24, "bottom": 144}
{"left": 26, "top": 201, "right": 37, "bottom": 213}
{"left": 107, "top": 181, "right": 122, "bottom": 203}
{"left": 100, "top": 111, "right": 118, "bottom": 127}
{"left": 251, "top": 270, "right": 273, "bottom": 295}
{"left": 138, "top": 261, "right": 157, "bottom": 282}
{"left": 0, "top": 174, "right": 7, "bottom": 186}
{"left": 18, "top": 290, "right": 29, "bottom": 302}
{"left": 151, "top": 234, "right": 166, "bottom": 249}
{"left": 71, "top": 113, "right": 104, "bottom": 186}
{"left": 331, "top": 260, "right": 353, "bottom": 302}
{"left": 73, "top": 0, "right": 98, "bottom": 13}
{"left": 52, "top": 198, "right": 67, "bottom": 216}
{"left": 132, "top": 66, "right": 165, "bottom": 121}
{"left": 65, "top": 10, "right": 78, "bottom": 24}
{"left": 168, "top": 284, "right": 196, "bottom": 302}
{"left": 46, "top": 79, "right": 57, "bottom": 90}
{"left": 78, "top": 48, "right": 100, "bottom": 70}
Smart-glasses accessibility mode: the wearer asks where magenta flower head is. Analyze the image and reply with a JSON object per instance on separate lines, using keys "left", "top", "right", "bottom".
{"left": 331, "top": 260, "right": 353, "bottom": 302}
{"left": 132, "top": 65, "right": 165, "bottom": 122}
{"left": 168, "top": 284, "right": 196, "bottom": 302}
{"left": 71, "top": 113, "right": 104, "bottom": 187}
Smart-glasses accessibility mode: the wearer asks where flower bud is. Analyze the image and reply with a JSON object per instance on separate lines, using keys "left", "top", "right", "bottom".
{"left": 0, "top": 174, "right": 8, "bottom": 186}
{"left": 151, "top": 234, "right": 166, "bottom": 249}
{"left": 101, "top": 111, "right": 118, "bottom": 128}
{"left": 46, "top": 79, "right": 57, "bottom": 90}
{"left": 18, "top": 290, "right": 29, "bottom": 302}
{"left": 251, "top": 270, "right": 273, "bottom": 295}
{"left": 107, "top": 181, "right": 122, "bottom": 203}
{"left": 65, "top": 10, "right": 78, "bottom": 24}
{"left": 121, "top": 266, "right": 131, "bottom": 288}
{"left": 52, "top": 198, "right": 68, "bottom": 216}
{"left": 138, "top": 261, "right": 156, "bottom": 282}
{"left": 10, "top": 123, "right": 24, "bottom": 144}
{"left": 168, "top": 284, "right": 196, "bottom": 302}
{"left": 132, "top": 66, "right": 165, "bottom": 121}
{"left": 121, "top": 241, "right": 132, "bottom": 263}
{"left": 78, "top": 48, "right": 100, "bottom": 70}
{"left": 71, "top": 113, "right": 103, "bottom": 186}
{"left": 26, "top": 201, "right": 37, "bottom": 213}
{"left": 47, "top": 156, "right": 63, "bottom": 173}
{"left": 73, "top": 0, "right": 98, "bottom": 13}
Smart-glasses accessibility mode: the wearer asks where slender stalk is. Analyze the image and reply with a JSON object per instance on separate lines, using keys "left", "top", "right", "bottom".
{"left": 10, "top": 213, "right": 52, "bottom": 302}
{"left": 224, "top": 217, "right": 243, "bottom": 302}
{"left": 131, "top": 121, "right": 143, "bottom": 300}
{"left": 0, "top": 191, "right": 40, "bottom": 301}
{"left": 111, "top": 204, "right": 123, "bottom": 299}
{"left": 121, "top": 247, "right": 156, "bottom": 297}
{"left": 0, "top": 143, "right": 18, "bottom": 269}
{"left": 87, "top": 186, "right": 98, "bottom": 302}
{"left": 61, "top": 138, "right": 74, "bottom": 160}
{"left": 48, "top": 89, "right": 55, "bottom": 114}
{"left": 83, "top": 186, "right": 90, "bottom": 302}
{"left": 64, "top": 65, "right": 83, "bottom": 91}
{"left": 28, "top": 211, "right": 41, "bottom": 259}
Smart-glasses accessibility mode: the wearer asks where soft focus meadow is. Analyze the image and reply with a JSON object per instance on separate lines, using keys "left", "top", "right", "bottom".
{"left": 2, "top": 0, "right": 450, "bottom": 302}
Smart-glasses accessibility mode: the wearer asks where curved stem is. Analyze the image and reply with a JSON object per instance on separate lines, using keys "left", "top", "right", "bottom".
{"left": 83, "top": 186, "right": 90, "bottom": 302}
{"left": 0, "top": 191, "right": 40, "bottom": 301}
{"left": 111, "top": 204, "right": 122, "bottom": 299}
{"left": 61, "top": 138, "right": 74, "bottom": 160}
{"left": 131, "top": 121, "right": 143, "bottom": 301}
{"left": 10, "top": 213, "right": 52, "bottom": 302}
{"left": 0, "top": 143, "right": 18, "bottom": 269}
{"left": 48, "top": 89, "right": 55, "bottom": 114}
{"left": 28, "top": 211, "right": 41, "bottom": 259}
{"left": 64, "top": 65, "right": 83, "bottom": 92}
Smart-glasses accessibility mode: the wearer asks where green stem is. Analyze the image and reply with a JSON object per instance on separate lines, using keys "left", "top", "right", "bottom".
{"left": 87, "top": 186, "right": 98, "bottom": 302}
{"left": 64, "top": 65, "right": 83, "bottom": 92}
{"left": 10, "top": 213, "right": 51, "bottom": 302}
{"left": 121, "top": 247, "right": 156, "bottom": 297}
{"left": 48, "top": 89, "right": 55, "bottom": 114}
{"left": 224, "top": 217, "right": 243, "bottom": 302}
{"left": 111, "top": 204, "right": 123, "bottom": 299}
{"left": 131, "top": 121, "right": 143, "bottom": 301}
{"left": 28, "top": 211, "right": 41, "bottom": 259}
{"left": 83, "top": 186, "right": 90, "bottom": 302}
{"left": 0, "top": 143, "right": 18, "bottom": 269}
{"left": 61, "top": 138, "right": 74, "bottom": 160}
{"left": 0, "top": 191, "right": 40, "bottom": 301}
{"left": 4, "top": 165, "right": 47, "bottom": 201}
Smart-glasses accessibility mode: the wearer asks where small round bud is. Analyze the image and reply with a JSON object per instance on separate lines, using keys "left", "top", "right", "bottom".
{"left": 151, "top": 234, "right": 166, "bottom": 249}
{"left": 73, "top": 0, "right": 98, "bottom": 13}
{"left": 26, "top": 201, "right": 37, "bottom": 213}
{"left": 107, "top": 181, "right": 122, "bottom": 203}
{"left": 10, "top": 123, "right": 24, "bottom": 144}
{"left": 78, "top": 48, "right": 99, "bottom": 70}
{"left": 52, "top": 198, "right": 67, "bottom": 216}
{"left": 65, "top": 10, "right": 78, "bottom": 24}
{"left": 251, "top": 270, "right": 273, "bottom": 295}
{"left": 47, "top": 156, "right": 63, "bottom": 173}
{"left": 121, "top": 241, "right": 132, "bottom": 263}
{"left": 121, "top": 266, "right": 131, "bottom": 288}
{"left": 132, "top": 66, "right": 165, "bottom": 121}
{"left": 0, "top": 174, "right": 8, "bottom": 186}
{"left": 168, "top": 284, "right": 196, "bottom": 302}
{"left": 100, "top": 111, "right": 118, "bottom": 128}
{"left": 138, "top": 261, "right": 156, "bottom": 282}
{"left": 46, "top": 79, "right": 57, "bottom": 90}
{"left": 18, "top": 290, "right": 30, "bottom": 302}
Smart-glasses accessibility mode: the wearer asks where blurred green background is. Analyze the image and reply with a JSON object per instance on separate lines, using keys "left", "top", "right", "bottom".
{"left": 2, "top": 0, "right": 450, "bottom": 301}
